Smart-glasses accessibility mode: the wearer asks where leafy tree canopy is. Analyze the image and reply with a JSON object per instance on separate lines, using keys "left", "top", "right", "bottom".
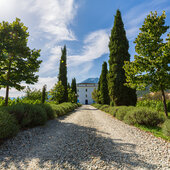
{"left": 0, "top": 18, "right": 42, "bottom": 105}
{"left": 124, "top": 11, "right": 170, "bottom": 116}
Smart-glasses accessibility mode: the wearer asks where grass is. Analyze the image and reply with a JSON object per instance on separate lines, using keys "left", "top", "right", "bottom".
{"left": 135, "top": 124, "right": 170, "bottom": 141}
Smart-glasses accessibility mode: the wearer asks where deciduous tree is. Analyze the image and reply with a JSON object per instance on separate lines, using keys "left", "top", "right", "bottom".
{"left": 124, "top": 11, "right": 170, "bottom": 117}
{"left": 0, "top": 18, "right": 41, "bottom": 105}
{"left": 49, "top": 81, "right": 64, "bottom": 104}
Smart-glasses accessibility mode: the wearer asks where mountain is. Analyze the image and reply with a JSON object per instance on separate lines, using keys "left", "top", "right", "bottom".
{"left": 81, "top": 78, "right": 99, "bottom": 84}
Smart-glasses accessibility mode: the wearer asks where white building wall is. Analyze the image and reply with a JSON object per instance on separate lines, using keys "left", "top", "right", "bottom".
{"left": 77, "top": 83, "right": 98, "bottom": 105}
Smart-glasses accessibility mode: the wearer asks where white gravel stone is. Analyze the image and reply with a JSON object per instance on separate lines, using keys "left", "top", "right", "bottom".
{"left": 0, "top": 105, "right": 169, "bottom": 169}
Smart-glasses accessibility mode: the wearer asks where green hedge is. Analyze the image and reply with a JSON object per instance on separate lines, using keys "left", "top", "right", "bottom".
{"left": 124, "top": 107, "right": 165, "bottom": 126}
{"left": 92, "top": 104, "right": 166, "bottom": 126}
{"left": 6, "top": 103, "right": 47, "bottom": 128}
{"left": 0, "top": 110, "right": 19, "bottom": 139}
{"left": 0, "top": 102, "right": 80, "bottom": 140}
{"left": 49, "top": 102, "right": 79, "bottom": 117}
{"left": 162, "top": 119, "right": 170, "bottom": 137}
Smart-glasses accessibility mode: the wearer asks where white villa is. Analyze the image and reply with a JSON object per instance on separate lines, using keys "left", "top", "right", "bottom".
{"left": 77, "top": 81, "right": 98, "bottom": 105}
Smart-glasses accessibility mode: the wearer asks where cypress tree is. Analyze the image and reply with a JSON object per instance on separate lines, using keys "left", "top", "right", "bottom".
{"left": 108, "top": 9, "right": 137, "bottom": 106}
{"left": 58, "top": 45, "right": 68, "bottom": 102}
{"left": 100, "top": 62, "right": 110, "bottom": 104}
{"left": 41, "top": 84, "right": 47, "bottom": 104}
{"left": 68, "top": 83, "right": 71, "bottom": 89}
{"left": 71, "top": 78, "right": 77, "bottom": 94}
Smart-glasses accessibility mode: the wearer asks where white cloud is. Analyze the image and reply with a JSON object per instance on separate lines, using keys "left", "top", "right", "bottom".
{"left": 0, "top": 77, "right": 58, "bottom": 98}
{"left": 29, "top": 0, "right": 77, "bottom": 42}
{"left": 68, "top": 29, "right": 109, "bottom": 66}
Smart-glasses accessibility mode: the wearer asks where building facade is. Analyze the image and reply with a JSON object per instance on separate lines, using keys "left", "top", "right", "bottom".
{"left": 77, "top": 83, "right": 98, "bottom": 105}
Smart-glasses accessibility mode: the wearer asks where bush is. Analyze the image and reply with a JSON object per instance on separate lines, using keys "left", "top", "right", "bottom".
{"left": 39, "top": 104, "right": 55, "bottom": 119}
{"left": 124, "top": 107, "right": 165, "bottom": 126}
{"left": 0, "top": 110, "right": 19, "bottom": 139}
{"left": 6, "top": 103, "right": 47, "bottom": 128}
{"left": 27, "top": 104, "right": 47, "bottom": 127}
{"left": 115, "top": 106, "right": 134, "bottom": 121}
{"left": 49, "top": 102, "right": 78, "bottom": 117}
{"left": 99, "top": 105, "right": 110, "bottom": 112}
{"left": 162, "top": 119, "right": 170, "bottom": 137}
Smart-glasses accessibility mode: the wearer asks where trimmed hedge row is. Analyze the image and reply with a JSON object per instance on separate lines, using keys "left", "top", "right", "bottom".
{"left": 0, "top": 102, "right": 80, "bottom": 140}
{"left": 92, "top": 104, "right": 169, "bottom": 136}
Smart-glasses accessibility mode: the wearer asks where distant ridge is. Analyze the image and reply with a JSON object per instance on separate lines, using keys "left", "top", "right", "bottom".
{"left": 80, "top": 78, "right": 99, "bottom": 84}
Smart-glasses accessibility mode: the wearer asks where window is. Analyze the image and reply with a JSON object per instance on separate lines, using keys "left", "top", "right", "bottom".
{"left": 86, "top": 94, "right": 87, "bottom": 97}
{"left": 86, "top": 89, "right": 87, "bottom": 92}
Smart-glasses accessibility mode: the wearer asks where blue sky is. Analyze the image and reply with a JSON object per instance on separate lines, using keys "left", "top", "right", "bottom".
{"left": 0, "top": 0, "right": 170, "bottom": 97}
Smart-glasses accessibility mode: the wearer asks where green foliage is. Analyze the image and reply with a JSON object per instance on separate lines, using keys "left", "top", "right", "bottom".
{"left": 0, "top": 110, "right": 19, "bottom": 139}
{"left": 50, "top": 81, "right": 65, "bottom": 104}
{"left": 68, "top": 88, "right": 77, "bottom": 103}
{"left": 39, "top": 104, "right": 55, "bottom": 119}
{"left": 99, "top": 62, "right": 110, "bottom": 105}
{"left": 58, "top": 45, "right": 68, "bottom": 102}
{"left": 6, "top": 103, "right": 47, "bottom": 128}
{"left": 108, "top": 9, "right": 137, "bottom": 106}
{"left": 115, "top": 106, "right": 135, "bottom": 121}
{"left": 24, "top": 87, "right": 42, "bottom": 101}
{"left": 92, "top": 88, "right": 101, "bottom": 104}
{"left": 123, "top": 11, "right": 170, "bottom": 116}
{"left": 71, "top": 78, "right": 77, "bottom": 94}
{"left": 162, "top": 119, "right": 170, "bottom": 137}
{"left": 124, "top": 107, "right": 165, "bottom": 126}
{"left": 49, "top": 102, "right": 78, "bottom": 117}
{"left": 0, "top": 18, "right": 42, "bottom": 105}
{"left": 41, "top": 84, "right": 47, "bottom": 104}
{"left": 137, "top": 100, "right": 170, "bottom": 112}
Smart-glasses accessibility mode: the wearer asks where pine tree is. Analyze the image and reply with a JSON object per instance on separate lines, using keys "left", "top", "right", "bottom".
{"left": 108, "top": 9, "right": 137, "bottom": 106}
{"left": 71, "top": 78, "right": 77, "bottom": 94}
{"left": 58, "top": 45, "right": 68, "bottom": 102}
{"left": 99, "top": 62, "right": 110, "bottom": 104}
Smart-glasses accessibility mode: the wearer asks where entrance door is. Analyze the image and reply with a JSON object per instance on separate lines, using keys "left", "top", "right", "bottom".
{"left": 85, "top": 99, "right": 88, "bottom": 105}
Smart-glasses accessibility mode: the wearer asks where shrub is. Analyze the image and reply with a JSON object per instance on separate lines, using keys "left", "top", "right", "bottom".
{"left": 27, "top": 104, "right": 47, "bottom": 127}
{"left": 162, "top": 119, "right": 170, "bottom": 137}
{"left": 49, "top": 102, "right": 78, "bottom": 117}
{"left": 39, "top": 104, "right": 55, "bottom": 119}
{"left": 100, "top": 105, "right": 110, "bottom": 112}
{"left": 115, "top": 106, "right": 134, "bottom": 121}
{"left": 6, "top": 103, "right": 47, "bottom": 128}
{"left": 124, "top": 107, "right": 165, "bottom": 126}
{"left": 0, "top": 110, "right": 19, "bottom": 139}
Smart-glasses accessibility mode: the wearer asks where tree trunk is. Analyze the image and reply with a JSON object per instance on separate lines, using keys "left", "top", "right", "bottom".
{"left": 160, "top": 85, "right": 168, "bottom": 117}
{"left": 5, "top": 85, "right": 9, "bottom": 106}
{"left": 5, "top": 57, "right": 12, "bottom": 106}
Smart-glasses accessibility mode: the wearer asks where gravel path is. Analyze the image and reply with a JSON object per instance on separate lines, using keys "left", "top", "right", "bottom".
{"left": 0, "top": 105, "right": 169, "bottom": 170}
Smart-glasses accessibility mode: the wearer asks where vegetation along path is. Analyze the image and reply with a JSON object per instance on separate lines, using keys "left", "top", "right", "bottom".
{"left": 0, "top": 105, "right": 169, "bottom": 170}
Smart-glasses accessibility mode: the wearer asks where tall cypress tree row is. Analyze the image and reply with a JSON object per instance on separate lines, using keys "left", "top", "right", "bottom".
{"left": 58, "top": 45, "right": 68, "bottom": 102}
{"left": 108, "top": 9, "right": 137, "bottom": 106}
{"left": 100, "top": 62, "right": 110, "bottom": 104}
{"left": 71, "top": 78, "right": 77, "bottom": 94}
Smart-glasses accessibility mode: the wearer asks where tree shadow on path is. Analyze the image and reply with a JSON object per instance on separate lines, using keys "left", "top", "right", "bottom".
{"left": 0, "top": 119, "right": 157, "bottom": 169}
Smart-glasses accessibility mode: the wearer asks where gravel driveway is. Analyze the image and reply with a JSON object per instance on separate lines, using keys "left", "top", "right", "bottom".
{"left": 0, "top": 105, "right": 169, "bottom": 170}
